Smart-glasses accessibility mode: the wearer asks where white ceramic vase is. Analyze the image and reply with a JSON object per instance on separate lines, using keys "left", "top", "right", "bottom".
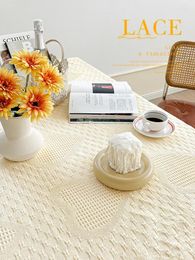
{"left": 0, "top": 117, "right": 43, "bottom": 161}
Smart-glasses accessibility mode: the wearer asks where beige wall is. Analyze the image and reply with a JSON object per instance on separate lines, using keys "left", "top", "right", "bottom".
{"left": 112, "top": 65, "right": 167, "bottom": 98}
{"left": 0, "top": 1, "right": 194, "bottom": 75}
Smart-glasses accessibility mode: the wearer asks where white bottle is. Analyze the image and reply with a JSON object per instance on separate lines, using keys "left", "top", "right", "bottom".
{"left": 33, "top": 19, "right": 51, "bottom": 60}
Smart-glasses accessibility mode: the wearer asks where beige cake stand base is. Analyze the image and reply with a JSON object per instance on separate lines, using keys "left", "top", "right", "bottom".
{"left": 94, "top": 150, "right": 153, "bottom": 191}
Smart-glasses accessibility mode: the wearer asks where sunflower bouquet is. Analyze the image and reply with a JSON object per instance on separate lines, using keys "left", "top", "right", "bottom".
{"left": 0, "top": 50, "right": 64, "bottom": 121}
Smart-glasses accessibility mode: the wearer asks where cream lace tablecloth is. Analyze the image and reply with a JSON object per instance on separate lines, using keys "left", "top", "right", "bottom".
{"left": 0, "top": 58, "right": 194, "bottom": 259}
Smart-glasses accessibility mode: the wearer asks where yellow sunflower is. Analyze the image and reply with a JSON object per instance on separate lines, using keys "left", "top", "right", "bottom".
{"left": 10, "top": 50, "right": 49, "bottom": 75}
{"left": 34, "top": 64, "right": 64, "bottom": 94}
{"left": 0, "top": 94, "right": 18, "bottom": 119}
{"left": 0, "top": 67, "right": 21, "bottom": 98}
{"left": 18, "top": 86, "right": 53, "bottom": 121}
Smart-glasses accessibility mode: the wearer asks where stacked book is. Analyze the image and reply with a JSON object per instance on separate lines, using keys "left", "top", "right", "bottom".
{"left": 69, "top": 81, "right": 138, "bottom": 123}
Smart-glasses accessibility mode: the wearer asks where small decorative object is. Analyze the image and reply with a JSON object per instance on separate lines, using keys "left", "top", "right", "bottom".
{"left": 106, "top": 132, "right": 142, "bottom": 174}
{"left": 94, "top": 132, "right": 153, "bottom": 191}
{"left": 0, "top": 50, "right": 64, "bottom": 161}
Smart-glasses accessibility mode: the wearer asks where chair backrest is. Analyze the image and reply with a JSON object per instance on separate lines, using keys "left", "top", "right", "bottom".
{"left": 166, "top": 41, "right": 195, "bottom": 90}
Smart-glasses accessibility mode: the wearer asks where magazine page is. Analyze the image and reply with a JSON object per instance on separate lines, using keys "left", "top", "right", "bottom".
{"left": 0, "top": 31, "right": 34, "bottom": 67}
{"left": 69, "top": 93, "right": 137, "bottom": 114}
{"left": 71, "top": 80, "right": 132, "bottom": 94}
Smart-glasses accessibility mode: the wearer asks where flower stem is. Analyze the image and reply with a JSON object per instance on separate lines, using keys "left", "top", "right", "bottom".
{"left": 25, "top": 74, "right": 30, "bottom": 91}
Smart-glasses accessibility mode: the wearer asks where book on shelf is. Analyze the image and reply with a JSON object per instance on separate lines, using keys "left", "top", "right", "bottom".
{"left": 0, "top": 31, "right": 34, "bottom": 72}
{"left": 69, "top": 81, "right": 138, "bottom": 123}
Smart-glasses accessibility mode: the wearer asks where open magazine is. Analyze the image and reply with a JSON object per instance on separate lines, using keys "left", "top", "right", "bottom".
{"left": 69, "top": 81, "right": 138, "bottom": 122}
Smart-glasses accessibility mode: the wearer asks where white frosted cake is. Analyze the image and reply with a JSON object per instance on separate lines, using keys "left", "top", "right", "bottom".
{"left": 106, "top": 132, "right": 142, "bottom": 174}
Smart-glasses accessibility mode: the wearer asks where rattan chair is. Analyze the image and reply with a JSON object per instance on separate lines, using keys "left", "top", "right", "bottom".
{"left": 158, "top": 41, "right": 195, "bottom": 128}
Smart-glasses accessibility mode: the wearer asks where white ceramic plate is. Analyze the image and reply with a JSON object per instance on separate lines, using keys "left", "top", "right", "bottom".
{"left": 133, "top": 116, "right": 175, "bottom": 138}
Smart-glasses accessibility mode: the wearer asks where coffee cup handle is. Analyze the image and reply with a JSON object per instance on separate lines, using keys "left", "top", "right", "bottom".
{"left": 143, "top": 121, "right": 151, "bottom": 132}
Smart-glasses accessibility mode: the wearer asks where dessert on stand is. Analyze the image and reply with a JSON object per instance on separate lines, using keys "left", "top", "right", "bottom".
{"left": 94, "top": 132, "right": 153, "bottom": 191}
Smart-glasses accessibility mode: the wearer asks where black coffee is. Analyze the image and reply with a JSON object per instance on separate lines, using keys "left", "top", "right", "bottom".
{"left": 146, "top": 117, "right": 163, "bottom": 122}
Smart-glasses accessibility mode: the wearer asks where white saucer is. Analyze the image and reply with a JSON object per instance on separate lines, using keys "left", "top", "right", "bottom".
{"left": 133, "top": 116, "right": 175, "bottom": 138}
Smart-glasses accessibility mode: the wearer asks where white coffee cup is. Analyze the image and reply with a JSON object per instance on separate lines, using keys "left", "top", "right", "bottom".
{"left": 143, "top": 110, "right": 168, "bottom": 132}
